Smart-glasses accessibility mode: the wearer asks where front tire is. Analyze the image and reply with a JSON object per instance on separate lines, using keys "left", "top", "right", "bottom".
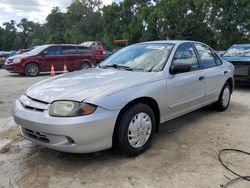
{"left": 116, "top": 103, "right": 155, "bottom": 156}
{"left": 25, "top": 63, "right": 40, "bottom": 77}
{"left": 213, "top": 83, "right": 231, "bottom": 111}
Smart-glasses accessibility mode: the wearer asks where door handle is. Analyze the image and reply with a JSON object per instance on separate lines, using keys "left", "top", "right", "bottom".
{"left": 199, "top": 76, "right": 205, "bottom": 81}
{"left": 224, "top": 71, "right": 228, "bottom": 74}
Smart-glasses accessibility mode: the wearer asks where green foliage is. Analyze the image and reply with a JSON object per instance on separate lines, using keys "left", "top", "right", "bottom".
{"left": 64, "top": 0, "right": 102, "bottom": 43}
{"left": 31, "top": 38, "right": 44, "bottom": 47}
{"left": 44, "top": 7, "right": 66, "bottom": 44}
{"left": 0, "top": 0, "right": 250, "bottom": 51}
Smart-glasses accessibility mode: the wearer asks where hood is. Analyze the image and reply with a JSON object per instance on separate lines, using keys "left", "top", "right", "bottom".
{"left": 26, "top": 68, "right": 160, "bottom": 103}
{"left": 222, "top": 56, "right": 250, "bottom": 63}
{"left": 8, "top": 53, "right": 33, "bottom": 60}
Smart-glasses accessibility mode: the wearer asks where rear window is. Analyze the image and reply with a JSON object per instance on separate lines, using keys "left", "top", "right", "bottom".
{"left": 61, "top": 46, "right": 77, "bottom": 55}
{"left": 77, "top": 46, "right": 92, "bottom": 55}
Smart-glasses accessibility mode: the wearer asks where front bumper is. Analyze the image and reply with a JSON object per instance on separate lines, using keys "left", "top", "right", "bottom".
{"left": 12, "top": 99, "right": 119, "bottom": 153}
{"left": 5, "top": 64, "right": 24, "bottom": 73}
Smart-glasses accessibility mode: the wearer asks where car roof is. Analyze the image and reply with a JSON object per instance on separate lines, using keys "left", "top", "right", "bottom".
{"left": 46, "top": 44, "right": 84, "bottom": 47}
{"left": 139, "top": 40, "right": 201, "bottom": 45}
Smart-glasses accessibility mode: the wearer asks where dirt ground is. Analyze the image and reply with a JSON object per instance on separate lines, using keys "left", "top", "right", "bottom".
{"left": 0, "top": 69, "right": 250, "bottom": 188}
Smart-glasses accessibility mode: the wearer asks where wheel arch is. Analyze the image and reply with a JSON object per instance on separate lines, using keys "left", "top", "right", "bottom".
{"left": 112, "top": 97, "right": 160, "bottom": 147}
{"left": 80, "top": 60, "right": 92, "bottom": 67}
{"left": 24, "top": 61, "right": 41, "bottom": 69}
{"left": 226, "top": 77, "right": 234, "bottom": 93}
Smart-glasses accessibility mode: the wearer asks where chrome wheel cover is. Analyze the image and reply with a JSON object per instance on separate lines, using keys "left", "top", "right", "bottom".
{"left": 27, "top": 65, "right": 39, "bottom": 76}
{"left": 222, "top": 87, "right": 230, "bottom": 107}
{"left": 127, "top": 112, "right": 152, "bottom": 148}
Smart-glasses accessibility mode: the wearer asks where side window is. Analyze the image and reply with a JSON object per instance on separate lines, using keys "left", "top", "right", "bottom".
{"left": 172, "top": 43, "right": 199, "bottom": 71}
{"left": 61, "top": 46, "right": 77, "bottom": 55}
{"left": 78, "top": 46, "right": 92, "bottom": 55}
{"left": 213, "top": 52, "right": 223, "bottom": 66}
{"left": 194, "top": 43, "right": 217, "bottom": 69}
{"left": 46, "top": 47, "right": 61, "bottom": 56}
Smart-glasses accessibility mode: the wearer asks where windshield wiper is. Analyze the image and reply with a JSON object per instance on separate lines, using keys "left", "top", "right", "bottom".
{"left": 100, "top": 64, "right": 133, "bottom": 71}
{"left": 99, "top": 64, "right": 146, "bottom": 72}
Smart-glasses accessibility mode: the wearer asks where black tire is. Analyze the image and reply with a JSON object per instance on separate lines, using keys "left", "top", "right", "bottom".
{"left": 80, "top": 62, "right": 91, "bottom": 69}
{"left": 24, "top": 63, "right": 40, "bottom": 77}
{"left": 212, "top": 83, "right": 231, "bottom": 111}
{"left": 116, "top": 103, "right": 156, "bottom": 156}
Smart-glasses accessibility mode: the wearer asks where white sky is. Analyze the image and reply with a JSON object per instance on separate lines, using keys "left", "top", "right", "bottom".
{"left": 0, "top": 0, "right": 118, "bottom": 26}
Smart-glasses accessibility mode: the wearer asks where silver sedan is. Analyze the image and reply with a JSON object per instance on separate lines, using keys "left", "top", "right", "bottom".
{"left": 12, "top": 40, "right": 234, "bottom": 156}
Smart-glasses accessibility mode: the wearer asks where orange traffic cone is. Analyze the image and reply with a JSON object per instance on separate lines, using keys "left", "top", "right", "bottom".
{"left": 50, "top": 64, "right": 55, "bottom": 77}
{"left": 63, "top": 64, "right": 68, "bottom": 73}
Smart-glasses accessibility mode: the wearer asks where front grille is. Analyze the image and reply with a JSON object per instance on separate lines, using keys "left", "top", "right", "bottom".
{"left": 19, "top": 95, "right": 49, "bottom": 112}
{"left": 6, "top": 59, "right": 13, "bottom": 65}
{"left": 24, "top": 105, "right": 44, "bottom": 112}
{"left": 232, "top": 64, "right": 250, "bottom": 76}
{"left": 22, "top": 128, "right": 49, "bottom": 143}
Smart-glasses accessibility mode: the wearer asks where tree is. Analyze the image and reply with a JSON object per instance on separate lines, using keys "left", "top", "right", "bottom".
{"left": 207, "top": 0, "right": 250, "bottom": 49}
{"left": 31, "top": 38, "right": 44, "bottom": 46}
{"left": 1, "top": 20, "right": 17, "bottom": 50}
{"left": 1, "top": 0, "right": 250, "bottom": 51}
{"left": 155, "top": 0, "right": 214, "bottom": 44}
{"left": 44, "top": 7, "right": 66, "bottom": 44}
{"left": 102, "top": 3, "right": 123, "bottom": 48}
{"left": 64, "top": 0, "right": 102, "bottom": 43}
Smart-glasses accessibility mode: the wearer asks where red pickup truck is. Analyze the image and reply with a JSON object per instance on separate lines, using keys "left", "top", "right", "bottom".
{"left": 81, "top": 41, "right": 104, "bottom": 63}
{"left": 5, "top": 44, "right": 96, "bottom": 76}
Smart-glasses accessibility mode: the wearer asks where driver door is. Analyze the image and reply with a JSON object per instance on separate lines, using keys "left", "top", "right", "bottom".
{"left": 40, "top": 46, "right": 65, "bottom": 72}
{"left": 165, "top": 43, "right": 205, "bottom": 120}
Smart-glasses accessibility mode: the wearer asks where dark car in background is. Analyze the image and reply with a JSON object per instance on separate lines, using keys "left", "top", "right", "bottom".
{"left": 222, "top": 44, "right": 250, "bottom": 81}
{"left": 17, "top": 49, "right": 31, "bottom": 55}
{"left": 104, "top": 50, "right": 112, "bottom": 59}
{"left": 0, "top": 51, "right": 15, "bottom": 69}
{"left": 81, "top": 41, "right": 104, "bottom": 63}
{"left": 5, "top": 44, "right": 96, "bottom": 76}
{"left": 0, "top": 52, "right": 8, "bottom": 68}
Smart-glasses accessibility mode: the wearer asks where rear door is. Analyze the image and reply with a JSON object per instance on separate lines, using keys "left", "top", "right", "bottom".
{"left": 193, "top": 43, "right": 227, "bottom": 105}
{"left": 61, "top": 46, "right": 78, "bottom": 71}
{"left": 166, "top": 43, "right": 205, "bottom": 120}
{"left": 77, "top": 46, "right": 95, "bottom": 68}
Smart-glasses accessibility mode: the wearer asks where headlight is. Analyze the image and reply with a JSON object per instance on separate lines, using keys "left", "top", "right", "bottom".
{"left": 12, "top": 58, "right": 22, "bottom": 64}
{"left": 49, "top": 101, "right": 97, "bottom": 117}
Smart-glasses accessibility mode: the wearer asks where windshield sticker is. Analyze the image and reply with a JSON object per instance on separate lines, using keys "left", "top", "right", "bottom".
{"left": 146, "top": 46, "right": 165, "bottom": 50}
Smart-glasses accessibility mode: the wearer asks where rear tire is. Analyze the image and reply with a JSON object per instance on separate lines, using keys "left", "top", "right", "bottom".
{"left": 116, "top": 103, "right": 155, "bottom": 156}
{"left": 24, "top": 63, "right": 40, "bottom": 77}
{"left": 80, "top": 62, "right": 91, "bottom": 69}
{"left": 212, "top": 83, "right": 231, "bottom": 111}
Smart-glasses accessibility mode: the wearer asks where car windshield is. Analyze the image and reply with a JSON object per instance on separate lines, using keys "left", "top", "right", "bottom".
{"left": 25, "top": 45, "right": 49, "bottom": 56}
{"left": 100, "top": 43, "right": 174, "bottom": 72}
{"left": 223, "top": 45, "right": 250, "bottom": 57}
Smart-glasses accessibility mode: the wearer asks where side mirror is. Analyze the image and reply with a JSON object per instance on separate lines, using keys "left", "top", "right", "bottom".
{"left": 170, "top": 63, "right": 191, "bottom": 74}
{"left": 41, "top": 51, "right": 47, "bottom": 57}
